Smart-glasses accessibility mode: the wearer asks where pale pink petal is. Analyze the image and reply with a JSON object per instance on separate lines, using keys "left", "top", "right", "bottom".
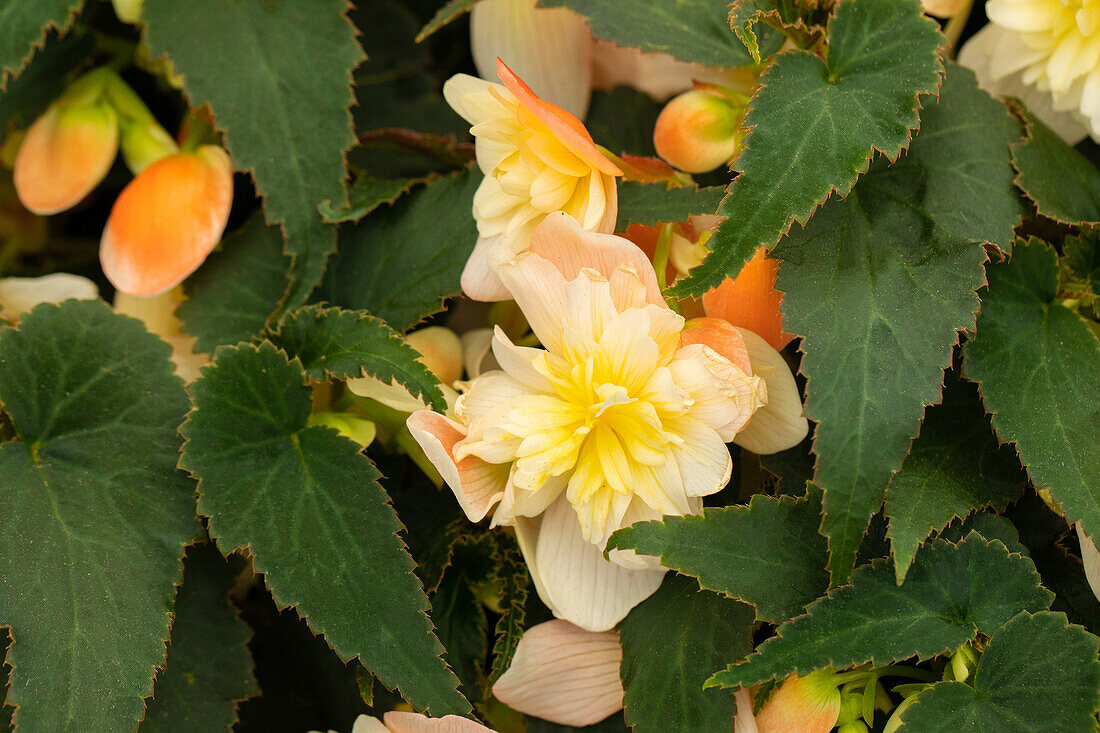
{"left": 494, "top": 250, "right": 570, "bottom": 352}
{"left": 1076, "top": 523, "right": 1100, "bottom": 604}
{"left": 352, "top": 715, "right": 391, "bottom": 733}
{"left": 732, "top": 327, "right": 809, "bottom": 455}
{"left": 734, "top": 689, "right": 760, "bottom": 733}
{"left": 406, "top": 411, "right": 509, "bottom": 522}
{"left": 527, "top": 212, "right": 664, "bottom": 308}
{"left": 383, "top": 711, "right": 497, "bottom": 733}
{"left": 492, "top": 620, "right": 624, "bottom": 727}
{"left": 471, "top": 0, "right": 592, "bottom": 119}
{"left": 461, "top": 234, "right": 513, "bottom": 302}
{"left": 0, "top": 273, "right": 99, "bottom": 322}
{"left": 529, "top": 494, "right": 666, "bottom": 631}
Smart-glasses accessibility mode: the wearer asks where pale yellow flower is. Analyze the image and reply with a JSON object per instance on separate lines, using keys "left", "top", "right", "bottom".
{"left": 407, "top": 213, "right": 809, "bottom": 631}
{"left": 443, "top": 60, "right": 621, "bottom": 301}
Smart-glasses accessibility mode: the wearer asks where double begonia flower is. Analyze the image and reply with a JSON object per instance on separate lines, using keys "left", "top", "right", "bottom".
{"left": 443, "top": 59, "right": 621, "bottom": 301}
{"left": 408, "top": 212, "right": 806, "bottom": 631}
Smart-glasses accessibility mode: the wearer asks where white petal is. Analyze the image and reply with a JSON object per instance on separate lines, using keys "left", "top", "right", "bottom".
{"left": 461, "top": 328, "right": 496, "bottom": 379}
{"left": 1077, "top": 523, "right": 1100, "bottom": 604}
{"left": 462, "top": 233, "right": 513, "bottom": 302}
{"left": 491, "top": 326, "right": 552, "bottom": 391}
{"left": 495, "top": 250, "right": 571, "bottom": 352}
{"left": 470, "top": 0, "right": 593, "bottom": 119}
{"left": 0, "top": 273, "right": 99, "bottom": 322}
{"left": 351, "top": 715, "right": 391, "bottom": 733}
{"left": 734, "top": 689, "right": 760, "bottom": 733}
{"left": 491, "top": 620, "right": 623, "bottom": 727}
{"left": 383, "top": 712, "right": 496, "bottom": 733}
{"left": 732, "top": 328, "right": 809, "bottom": 455}
{"left": 668, "top": 417, "right": 734, "bottom": 498}
{"left": 442, "top": 73, "right": 513, "bottom": 126}
{"left": 529, "top": 494, "right": 666, "bottom": 631}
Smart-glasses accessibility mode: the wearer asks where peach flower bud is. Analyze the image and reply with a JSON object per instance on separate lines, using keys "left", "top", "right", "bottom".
{"left": 100, "top": 145, "right": 233, "bottom": 296}
{"left": 755, "top": 672, "right": 842, "bottom": 733}
{"left": 654, "top": 85, "right": 743, "bottom": 174}
{"left": 406, "top": 326, "right": 464, "bottom": 386}
{"left": 14, "top": 100, "right": 118, "bottom": 215}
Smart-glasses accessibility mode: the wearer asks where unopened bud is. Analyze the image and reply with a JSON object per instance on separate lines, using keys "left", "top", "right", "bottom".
{"left": 755, "top": 671, "right": 842, "bottom": 733}
{"left": 654, "top": 85, "right": 744, "bottom": 173}
{"left": 406, "top": 326, "right": 463, "bottom": 386}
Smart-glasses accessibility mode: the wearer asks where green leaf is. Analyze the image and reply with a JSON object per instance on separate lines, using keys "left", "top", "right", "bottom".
{"left": 416, "top": 0, "right": 477, "bottom": 42}
{"left": 1065, "top": 229, "right": 1100, "bottom": 295}
{"left": 938, "top": 512, "right": 1026, "bottom": 557}
{"left": 268, "top": 304, "right": 444, "bottom": 411}
{"left": 1012, "top": 109, "right": 1100, "bottom": 225}
{"left": 614, "top": 182, "right": 726, "bottom": 231}
{"left": 886, "top": 377, "right": 1027, "bottom": 582}
{"left": 900, "top": 612, "right": 1100, "bottom": 732}
{"left": 586, "top": 86, "right": 660, "bottom": 158}
{"left": 179, "top": 342, "right": 469, "bottom": 716}
{"left": 0, "top": 27, "right": 91, "bottom": 131}
{"left": 607, "top": 489, "right": 828, "bottom": 624}
{"left": 142, "top": 0, "right": 364, "bottom": 304}
{"left": 538, "top": 0, "right": 775, "bottom": 67}
{"left": 707, "top": 534, "right": 1052, "bottom": 689}
{"left": 758, "top": 437, "right": 815, "bottom": 496}
{"left": 964, "top": 238, "right": 1100, "bottom": 543}
{"left": 1, "top": 628, "right": 13, "bottom": 730}
{"left": 0, "top": 0, "right": 82, "bottom": 86}
{"left": 319, "top": 174, "right": 423, "bottom": 224}
{"left": 319, "top": 167, "right": 480, "bottom": 332}
{"left": 729, "top": 0, "right": 816, "bottom": 64}
{"left": 178, "top": 214, "right": 291, "bottom": 354}
{"left": 140, "top": 543, "right": 257, "bottom": 733}
{"left": 0, "top": 300, "right": 195, "bottom": 731}
{"left": 774, "top": 64, "right": 1021, "bottom": 582}
{"left": 487, "top": 536, "right": 530, "bottom": 687}
{"left": 669, "top": 0, "right": 943, "bottom": 296}
{"left": 431, "top": 563, "right": 487, "bottom": 704}
{"left": 620, "top": 574, "right": 754, "bottom": 733}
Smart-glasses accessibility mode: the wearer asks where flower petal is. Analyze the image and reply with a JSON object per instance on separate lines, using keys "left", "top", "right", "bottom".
{"left": 461, "top": 234, "right": 514, "bottom": 302}
{"left": 491, "top": 619, "right": 624, "bottom": 727}
{"left": 383, "top": 712, "right": 496, "bottom": 733}
{"left": 732, "top": 327, "right": 809, "bottom": 455}
{"left": 701, "top": 245, "right": 794, "bottom": 351}
{"left": 0, "top": 273, "right": 99, "bottom": 322}
{"left": 471, "top": 0, "right": 593, "bottom": 119}
{"left": 348, "top": 375, "right": 427, "bottom": 413}
{"left": 100, "top": 145, "right": 233, "bottom": 296}
{"left": 1077, "top": 522, "right": 1100, "bottom": 604}
{"left": 406, "top": 411, "right": 510, "bottom": 522}
{"left": 526, "top": 494, "right": 666, "bottom": 631}
{"left": 491, "top": 326, "right": 552, "bottom": 391}
{"left": 495, "top": 250, "right": 570, "bottom": 352}
{"left": 679, "top": 316, "right": 752, "bottom": 374}
{"left": 734, "top": 689, "right": 760, "bottom": 733}
{"left": 527, "top": 211, "right": 664, "bottom": 308}
{"left": 496, "top": 59, "right": 620, "bottom": 176}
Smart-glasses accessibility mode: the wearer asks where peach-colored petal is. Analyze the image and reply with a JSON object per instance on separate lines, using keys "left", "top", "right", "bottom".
{"left": 492, "top": 620, "right": 624, "bottom": 727}
{"left": 702, "top": 245, "right": 794, "bottom": 351}
{"left": 496, "top": 59, "right": 621, "bottom": 177}
{"left": 100, "top": 145, "right": 233, "bottom": 296}
{"left": 407, "top": 326, "right": 464, "bottom": 385}
{"left": 14, "top": 102, "right": 119, "bottom": 215}
{"left": 1077, "top": 522, "right": 1100, "bottom": 603}
{"left": 383, "top": 711, "right": 497, "bottom": 733}
{"left": 527, "top": 212, "right": 664, "bottom": 309}
{"left": 461, "top": 234, "right": 513, "bottom": 302}
{"left": 526, "top": 494, "right": 666, "bottom": 632}
{"left": 734, "top": 689, "right": 760, "bottom": 733}
{"left": 471, "top": 0, "right": 592, "bottom": 119}
{"left": 494, "top": 249, "right": 570, "bottom": 352}
{"left": 679, "top": 317, "right": 752, "bottom": 374}
{"left": 732, "top": 327, "right": 808, "bottom": 455}
{"left": 406, "top": 411, "right": 510, "bottom": 522}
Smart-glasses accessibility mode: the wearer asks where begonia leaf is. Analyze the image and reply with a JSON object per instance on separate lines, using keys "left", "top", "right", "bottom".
{"left": 707, "top": 534, "right": 1052, "bottom": 689}
{"left": 669, "top": 0, "right": 943, "bottom": 296}
{"left": 319, "top": 174, "right": 423, "bottom": 224}
{"left": 964, "top": 238, "right": 1100, "bottom": 544}
{"left": 487, "top": 536, "right": 529, "bottom": 686}
{"left": 319, "top": 167, "right": 480, "bottom": 332}
{"left": 0, "top": 27, "right": 91, "bottom": 131}
{"left": 899, "top": 612, "right": 1100, "bottom": 732}
{"left": 268, "top": 304, "right": 445, "bottom": 411}
{"left": 886, "top": 376, "right": 1027, "bottom": 583}
{"left": 607, "top": 489, "right": 829, "bottom": 624}
{"left": 140, "top": 543, "right": 257, "bottom": 733}
{"left": 0, "top": 300, "right": 195, "bottom": 731}
{"left": 416, "top": 0, "right": 478, "bottom": 43}
{"left": 431, "top": 564, "right": 487, "bottom": 704}
{"left": 1012, "top": 110, "right": 1100, "bottom": 225}
{"left": 614, "top": 182, "right": 725, "bottom": 231}
{"left": 178, "top": 214, "right": 291, "bottom": 354}
{"left": 774, "top": 64, "right": 1022, "bottom": 582}
{"left": 142, "top": 0, "right": 363, "bottom": 305}
{"left": 0, "top": 0, "right": 82, "bottom": 85}
{"left": 179, "top": 341, "right": 470, "bottom": 716}
{"left": 620, "top": 574, "right": 754, "bottom": 733}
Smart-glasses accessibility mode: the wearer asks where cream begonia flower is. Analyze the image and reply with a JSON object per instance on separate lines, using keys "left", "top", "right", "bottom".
{"left": 443, "top": 60, "right": 622, "bottom": 302}
{"left": 470, "top": 0, "right": 592, "bottom": 119}
{"left": 959, "top": 0, "right": 1100, "bottom": 143}
{"left": 0, "top": 273, "right": 98, "bottom": 323}
{"left": 311, "top": 712, "right": 496, "bottom": 733}
{"left": 406, "top": 212, "right": 808, "bottom": 631}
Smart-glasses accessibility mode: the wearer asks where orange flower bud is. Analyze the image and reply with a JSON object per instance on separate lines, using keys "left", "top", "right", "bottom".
{"left": 100, "top": 145, "right": 233, "bottom": 296}
{"left": 755, "top": 672, "right": 842, "bottom": 733}
{"left": 654, "top": 86, "right": 743, "bottom": 174}
{"left": 702, "top": 245, "right": 794, "bottom": 351}
{"left": 14, "top": 101, "right": 119, "bottom": 215}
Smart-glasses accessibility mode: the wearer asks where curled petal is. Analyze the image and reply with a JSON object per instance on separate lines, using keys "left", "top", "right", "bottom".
{"left": 406, "top": 411, "right": 510, "bottom": 522}
{"left": 461, "top": 327, "right": 496, "bottom": 379}
{"left": 0, "top": 273, "right": 99, "bottom": 322}
{"left": 471, "top": 0, "right": 593, "bottom": 119}
{"left": 101, "top": 145, "right": 233, "bottom": 296}
{"left": 348, "top": 376, "right": 429, "bottom": 413}
{"left": 383, "top": 711, "right": 497, "bottom": 733}
{"left": 520, "top": 494, "right": 666, "bottom": 632}
{"left": 492, "top": 619, "right": 624, "bottom": 727}
{"left": 461, "top": 233, "right": 514, "bottom": 302}
{"left": 702, "top": 245, "right": 794, "bottom": 351}
{"left": 734, "top": 689, "right": 760, "bottom": 733}
{"left": 14, "top": 102, "right": 119, "bottom": 215}
{"left": 732, "top": 328, "right": 808, "bottom": 455}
